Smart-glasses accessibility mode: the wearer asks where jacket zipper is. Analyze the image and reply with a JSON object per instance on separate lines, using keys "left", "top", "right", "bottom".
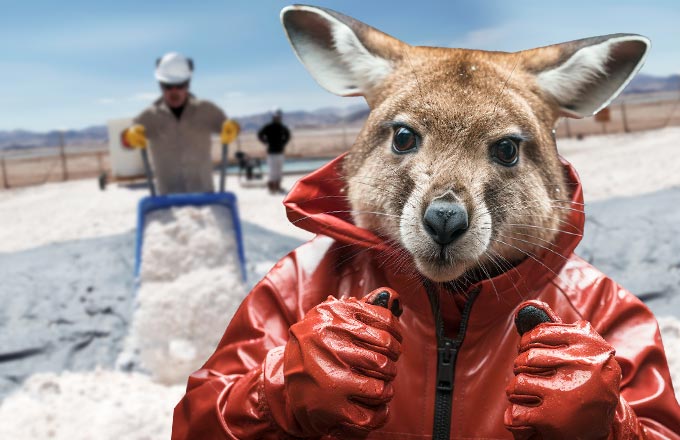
{"left": 425, "top": 281, "right": 481, "bottom": 440}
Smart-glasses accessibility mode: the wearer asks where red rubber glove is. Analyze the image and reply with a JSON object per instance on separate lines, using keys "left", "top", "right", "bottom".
{"left": 281, "top": 288, "right": 403, "bottom": 438}
{"left": 505, "top": 300, "right": 622, "bottom": 440}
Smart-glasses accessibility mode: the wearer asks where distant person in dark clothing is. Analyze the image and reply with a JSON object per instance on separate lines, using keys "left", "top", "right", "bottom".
{"left": 258, "top": 109, "right": 291, "bottom": 194}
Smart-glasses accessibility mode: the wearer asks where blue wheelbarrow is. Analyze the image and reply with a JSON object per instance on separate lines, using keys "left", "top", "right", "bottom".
{"left": 134, "top": 142, "right": 247, "bottom": 283}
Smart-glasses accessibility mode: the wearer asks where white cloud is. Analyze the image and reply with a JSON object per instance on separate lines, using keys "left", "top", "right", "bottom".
{"left": 128, "top": 93, "right": 158, "bottom": 103}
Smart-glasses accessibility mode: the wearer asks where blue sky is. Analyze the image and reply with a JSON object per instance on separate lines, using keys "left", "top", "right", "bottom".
{"left": 1, "top": 0, "right": 678, "bottom": 131}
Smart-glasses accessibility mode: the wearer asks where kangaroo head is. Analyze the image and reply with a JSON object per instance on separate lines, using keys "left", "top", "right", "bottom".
{"left": 281, "top": 5, "right": 648, "bottom": 283}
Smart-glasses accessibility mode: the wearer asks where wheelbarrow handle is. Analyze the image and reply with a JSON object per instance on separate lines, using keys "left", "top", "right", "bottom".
{"left": 140, "top": 148, "right": 156, "bottom": 196}
{"left": 219, "top": 143, "right": 228, "bottom": 193}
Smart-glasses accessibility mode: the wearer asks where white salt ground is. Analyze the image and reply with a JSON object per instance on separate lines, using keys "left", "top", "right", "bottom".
{"left": 557, "top": 126, "right": 680, "bottom": 202}
{"left": 122, "top": 205, "right": 247, "bottom": 385}
{"left": 0, "top": 173, "right": 312, "bottom": 254}
{"left": 0, "top": 369, "right": 184, "bottom": 440}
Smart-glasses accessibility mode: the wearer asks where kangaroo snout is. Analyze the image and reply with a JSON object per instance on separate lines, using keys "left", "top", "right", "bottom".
{"left": 423, "top": 199, "right": 468, "bottom": 246}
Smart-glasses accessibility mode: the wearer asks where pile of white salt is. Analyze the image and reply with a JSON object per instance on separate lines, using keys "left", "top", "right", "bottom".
{"left": 121, "top": 204, "right": 248, "bottom": 384}
{"left": 0, "top": 205, "right": 250, "bottom": 439}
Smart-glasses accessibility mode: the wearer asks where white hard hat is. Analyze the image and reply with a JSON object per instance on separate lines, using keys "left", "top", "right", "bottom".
{"left": 155, "top": 52, "right": 193, "bottom": 84}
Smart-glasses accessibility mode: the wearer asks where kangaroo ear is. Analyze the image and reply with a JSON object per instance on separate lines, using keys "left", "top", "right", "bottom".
{"left": 280, "top": 5, "right": 405, "bottom": 99}
{"left": 525, "top": 34, "right": 650, "bottom": 118}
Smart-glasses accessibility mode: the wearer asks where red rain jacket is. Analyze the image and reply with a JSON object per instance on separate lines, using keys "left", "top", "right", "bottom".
{"left": 172, "top": 155, "right": 680, "bottom": 439}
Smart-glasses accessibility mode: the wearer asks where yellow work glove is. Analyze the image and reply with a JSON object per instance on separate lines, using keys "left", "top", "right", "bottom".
{"left": 221, "top": 119, "right": 240, "bottom": 144}
{"left": 122, "top": 124, "right": 148, "bottom": 149}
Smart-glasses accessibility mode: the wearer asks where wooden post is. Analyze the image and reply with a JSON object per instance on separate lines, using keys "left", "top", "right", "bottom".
{"left": 661, "top": 90, "right": 680, "bottom": 128}
{"left": 289, "top": 131, "right": 296, "bottom": 156}
{"left": 59, "top": 131, "right": 68, "bottom": 181}
{"left": 342, "top": 125, "right": 348, "bottom": 149}
{"left": 1, "top": 155, "right": 9, "bottom": 189}
{"left": 564, "top": 118, "right": 572, "bottom": 138}
{"left": 97, "top": 151, "right": 104, "bottom": 173}
{"left": 594, "top": 107, "right": 611, "bottom": 135}
{"left": 621, "top": 101, "right": 630, "bottom": 133}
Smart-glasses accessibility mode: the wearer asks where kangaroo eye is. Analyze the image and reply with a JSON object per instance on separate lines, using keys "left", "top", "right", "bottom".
{"left": 392, "top": 126, "right": 419, "bottom": 154}
{"left": 491, "top": 138, "right": 519, "bottom": 166}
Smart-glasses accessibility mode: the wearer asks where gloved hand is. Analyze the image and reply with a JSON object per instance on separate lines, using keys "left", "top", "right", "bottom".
{"left": 505, "top": 300, "right": 622, "bottom": 440}
{"left": 281, "top": 288, "right": 403, "bottom": 437}
{"left": 121, "top": 124, "right": 148, "bottom": 149}
{"left": 221, "top": 119, "right": 240, "bottom": 144}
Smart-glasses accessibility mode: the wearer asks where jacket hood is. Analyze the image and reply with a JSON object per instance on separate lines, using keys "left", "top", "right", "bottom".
{"left": 285, "top": 154, "right": 388, "bottom": 251}
{"left": 284, "top": 153, "right": 585, "bottom": 293}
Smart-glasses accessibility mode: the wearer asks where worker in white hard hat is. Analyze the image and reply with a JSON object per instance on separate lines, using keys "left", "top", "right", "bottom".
{"left": 121, "top": 52, "right": 239, "bottom": 194}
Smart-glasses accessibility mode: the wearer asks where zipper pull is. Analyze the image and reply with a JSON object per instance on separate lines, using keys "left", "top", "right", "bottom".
{"left": 437, "top": 338, "right": 456, "bottom": 392}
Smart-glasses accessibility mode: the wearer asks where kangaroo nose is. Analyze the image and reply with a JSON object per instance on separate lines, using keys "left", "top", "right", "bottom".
{"left": 423, "top": 200, "right": 468, "bottom": 245}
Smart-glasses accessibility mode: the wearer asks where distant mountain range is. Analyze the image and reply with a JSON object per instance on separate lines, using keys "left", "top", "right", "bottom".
{"left": 0, "top": 104, "right": 370, "bottom": 151}
{"left": 0, "top": 126, "right": 109, "bottom": 151}
{"left": 233, "top": 103, "right": 369, "bottom": 132}
{"left": 623, "top": 73, "right": 680, "bottom": 94}
{"left": 2, "top": 74, "right": 678, "bottom": 151}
